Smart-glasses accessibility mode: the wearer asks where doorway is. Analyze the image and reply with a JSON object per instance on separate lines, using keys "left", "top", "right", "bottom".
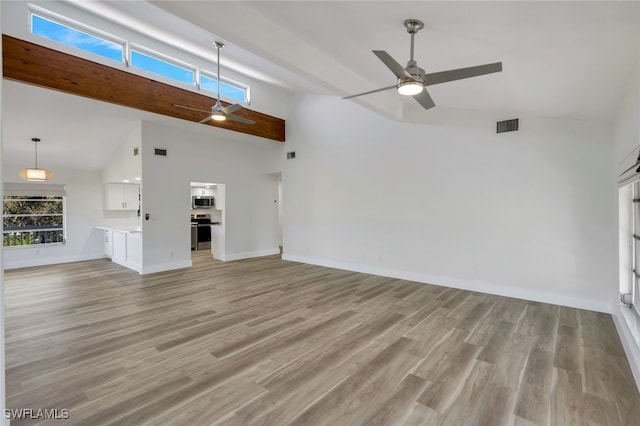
{"left": 190, "top": 181, "right": 224, "bottom": 261}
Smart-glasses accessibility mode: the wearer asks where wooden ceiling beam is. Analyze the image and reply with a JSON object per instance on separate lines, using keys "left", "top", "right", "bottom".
{"left": 2, "top": 35, "right": 285, "bottom": 142}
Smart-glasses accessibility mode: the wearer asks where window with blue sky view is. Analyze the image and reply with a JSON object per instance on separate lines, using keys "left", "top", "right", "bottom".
{"left": 31, "top": 12, "right": 249, "bottom": 103}
{"left": 201, "top": 75, "right": 247, "bottom": 103}
{"left": 31, "top": 14, "right": 123, "bottom": 62}
{"left": 131, "top": 50, "right": 194, "bottom": 85}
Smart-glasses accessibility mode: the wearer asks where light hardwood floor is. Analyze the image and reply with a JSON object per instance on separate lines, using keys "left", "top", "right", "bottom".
{"left": 4, "top": 251, "right": 640, "bottom": 425}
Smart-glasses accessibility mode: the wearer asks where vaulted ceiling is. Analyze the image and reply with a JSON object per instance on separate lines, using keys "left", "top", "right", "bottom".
{"left": 3, "top": 1, "right": 640, "bottom": 171}
{"left": 153, "top": 0, "right": 640, "bottom": 121}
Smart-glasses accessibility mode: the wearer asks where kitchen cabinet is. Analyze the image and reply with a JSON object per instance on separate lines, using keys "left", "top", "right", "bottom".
{"left": 191, "top": 187, "right": 215, "bottom": 197}
{"left": 111, "top": 229, "right": 141, "bottom": 271}
{"left": 105, "top": 183, "right": 139, "bottom": 211}
{"left": 103, "top": 229, "right": 113, "bottom": 257}
{"left": 96, "top": 226, "right": 141, "bottom": 272}
{"left": 112, "top": 231, "right": 127, "bottom": 263}
{"left": 211, "top": 224, "right": 225, "bottom": 261}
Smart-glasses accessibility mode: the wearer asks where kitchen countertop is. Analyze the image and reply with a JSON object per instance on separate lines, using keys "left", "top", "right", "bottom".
{"left": 96, "top": 225, "right": 142, "bottom": 233}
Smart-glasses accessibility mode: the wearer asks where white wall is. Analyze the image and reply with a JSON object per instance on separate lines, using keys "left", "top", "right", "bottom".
{"left": 2, "top": 165, "right": 105, "bottom": 269}
{"left": 139, "top": 121, "right": 281, "bottom": 273}
{"left": 100, "top": 123, "right": 141, "bottom": 228}
{"left": 282, "top": 94, "right": 615, "bottom": 313}
{"left": 612, "top": 57, "right": 640, "bottom": 390}
{"left": 101, "top": 122, "right": 142, "bottom": 183}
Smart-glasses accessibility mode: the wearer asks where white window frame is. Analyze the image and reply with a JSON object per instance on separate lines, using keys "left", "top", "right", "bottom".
{"left": 129, "top": 43, "right": 198, "bottom": 88}
{"left": 28, "top": 6, "right": 127, "bottom": 65}
{"left": 3, "top": 196, "right": 67, "bottom": 249}
{"left": 199, "top": 71, "right": 251, "bottom": 105}
{"left": 27, "top": 6, "right": 252, "bottom": 105}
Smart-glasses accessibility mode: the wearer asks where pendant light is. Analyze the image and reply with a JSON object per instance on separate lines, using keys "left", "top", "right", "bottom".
{"left": 19, "top": 138, "right": 53, "bottom": 181}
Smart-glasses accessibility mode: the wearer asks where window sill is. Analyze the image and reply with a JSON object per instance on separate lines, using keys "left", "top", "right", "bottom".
{"left": 3, "top": 243, "right": 65, "bottom": 250}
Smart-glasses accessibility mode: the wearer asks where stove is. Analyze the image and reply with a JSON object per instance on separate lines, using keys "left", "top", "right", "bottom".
{"left": 191, "top": 214, "right": 211, "bottom": 250}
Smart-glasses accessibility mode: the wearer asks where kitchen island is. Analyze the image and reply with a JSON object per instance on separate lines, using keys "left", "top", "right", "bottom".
{"left": 96, "top": 226, "right": 142, "bottom": 273}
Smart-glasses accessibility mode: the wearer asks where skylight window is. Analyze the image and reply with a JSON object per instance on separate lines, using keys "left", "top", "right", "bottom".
{"left": 31, "top": 14, "right": 123, "bottom": 62}
{"left": 201, "top": 75, "right": 248, "bottom": 103}
{"left": 131, "top": 50, "right": 195, "bottom": 85}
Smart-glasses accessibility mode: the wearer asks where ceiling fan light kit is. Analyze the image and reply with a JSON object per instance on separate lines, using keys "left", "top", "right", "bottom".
{"left": 211, "top": 111, "right": 226, "bottom": 121}
{"left": 344, "top": 18, "right": 503, "bottom": 111}
{"left": 20, "top": 137, "right": 53, "bottom": 182}
{"left": 397, "top": 79, "right": 423, "bottom": 96}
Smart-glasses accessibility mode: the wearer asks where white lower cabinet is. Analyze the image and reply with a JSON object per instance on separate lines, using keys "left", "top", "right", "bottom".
{"left": 103, "top": 229, "right": 113, "bottom": 257}
{"left": 111, "top": 230, "right": 141, "bottom": 272}
{"left": 112, "top": 231, "right": 127, "bottom": 263}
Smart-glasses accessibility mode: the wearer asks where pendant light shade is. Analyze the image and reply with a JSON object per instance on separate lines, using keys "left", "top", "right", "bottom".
{"left": 20, "top": 138, "right": 53, "bottom": 182}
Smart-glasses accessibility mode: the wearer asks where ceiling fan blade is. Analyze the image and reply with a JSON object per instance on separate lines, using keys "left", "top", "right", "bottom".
{"left": 412, "top": 88, "right": 436, "bottom": 110}
{"left": 226, "top": 114, "right": 256, "bottom": 125}
{"left": 198, "top": 116, "right": 212, "bottom": 124}
{"left": 222, "top": 104, "right": 243, "bottom": 115}
{"left": 372, "top": 50, "right": 412, "bottom": 80}
{"left": 424, "top": 62, "right": 502, "bottom": 86}
{"left": 343, "top": 85, "right": 398, "bottom": 100}
{"left": 174, "top": 104, "right": 212, "bottom": 114}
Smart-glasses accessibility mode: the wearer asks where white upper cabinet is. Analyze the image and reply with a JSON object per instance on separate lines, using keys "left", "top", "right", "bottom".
{"left": 106, "top": 183, "right": 139, "bottom": 211}
{"left": 191, "top": 187, "right": 215, "bottom": 197}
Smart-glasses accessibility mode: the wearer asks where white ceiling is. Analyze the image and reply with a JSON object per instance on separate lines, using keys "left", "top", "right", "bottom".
{"left": 155, "top": 0, "right": 640, "bottom": 121}
{"left": 2, "top": 0, "right": 640, "bottom": 172}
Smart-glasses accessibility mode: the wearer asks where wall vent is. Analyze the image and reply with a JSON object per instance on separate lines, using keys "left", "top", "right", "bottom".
{"left": 287, "top": 151, "right": 296, "bottom": 159}
{"left": 497, "top": 118, "right": 519, "bottom": 133}
{"left": 154, "top": 148, "right": 167, "bottom": 156}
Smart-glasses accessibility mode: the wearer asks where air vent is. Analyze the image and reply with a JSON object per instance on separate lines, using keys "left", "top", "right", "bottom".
{"left": 287, "top": 151, "right": 296, "bottom": 159}
{"left": 154, "top": 148, "right": 167, "bottom": 157}
{"left": 497, "top": 118, "right": 519, "bottom": 133}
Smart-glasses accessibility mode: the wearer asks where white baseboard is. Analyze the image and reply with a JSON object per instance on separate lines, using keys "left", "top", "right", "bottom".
{"left": 282, "top": 254, "right": 611, "bottom": 314}
{"left": 3, "top": 253, "right": 107, "bottom": 270}
{"left": 221, "top": 248, "right": 280, "bottom": 262}
{"left": 112, "top": 258, "right": 142, "bottom": 274}
{"left": 612, "top": 304, "right": 640, "bottom": 392}
{"left": 140, "top": 260, "right": 192, "bottom": 275}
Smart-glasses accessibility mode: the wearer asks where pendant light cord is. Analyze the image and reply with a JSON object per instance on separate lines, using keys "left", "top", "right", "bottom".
{"left": 32, "top": 137, "right": 40, "bottom": 169}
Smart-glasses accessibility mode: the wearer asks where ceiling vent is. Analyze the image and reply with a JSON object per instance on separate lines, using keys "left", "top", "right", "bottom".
{"left": 154, "top": 148, "right": 167, "bottom": 157}
{"left": 497, "top": 118, "right": 519, "bottom": 133}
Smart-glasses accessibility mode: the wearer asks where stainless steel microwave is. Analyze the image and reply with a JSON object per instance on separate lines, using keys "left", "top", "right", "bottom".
{"left": 192, "top": 196, "right": 215, "bottom": 209}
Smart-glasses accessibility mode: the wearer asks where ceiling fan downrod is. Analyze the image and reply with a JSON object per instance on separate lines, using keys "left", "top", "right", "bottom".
{"left": 404, "top": 19, "right": 424, "bottom": 63}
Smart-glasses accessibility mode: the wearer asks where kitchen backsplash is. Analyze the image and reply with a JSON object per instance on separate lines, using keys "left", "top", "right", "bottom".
{"left": 97, "top": 209, "right": 141, "bottom": 227}
{"left": 192, "top": 208, "right": 222, "bottom": 222}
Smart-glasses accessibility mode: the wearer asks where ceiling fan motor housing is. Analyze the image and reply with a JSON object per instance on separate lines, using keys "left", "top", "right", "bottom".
{"left": 404, "top": 19, "right": 424, "bottom": 34}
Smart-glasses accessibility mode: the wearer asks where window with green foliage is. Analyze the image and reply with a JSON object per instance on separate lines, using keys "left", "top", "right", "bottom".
{"left": 3, "top": 196, "right": 65, "bottom": 247}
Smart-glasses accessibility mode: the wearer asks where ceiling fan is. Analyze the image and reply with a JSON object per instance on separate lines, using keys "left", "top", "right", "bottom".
{"left": 174, "top": 41, "right": 255, "bottom": 125}
{"left": 344, "top": 19, "right": 503, "bottom": 111}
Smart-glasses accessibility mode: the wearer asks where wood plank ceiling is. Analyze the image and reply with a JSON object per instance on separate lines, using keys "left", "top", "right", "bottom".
{"left": 2, "top": 35, "right": 285, "bottom": 142}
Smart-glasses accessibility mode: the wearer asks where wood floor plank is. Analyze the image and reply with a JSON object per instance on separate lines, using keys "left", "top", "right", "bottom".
{"left": 2, "top": 251, "right": 638, "bottom": 425}
{"left": 359, "top": 374, "right": 427, "bottom": 426}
